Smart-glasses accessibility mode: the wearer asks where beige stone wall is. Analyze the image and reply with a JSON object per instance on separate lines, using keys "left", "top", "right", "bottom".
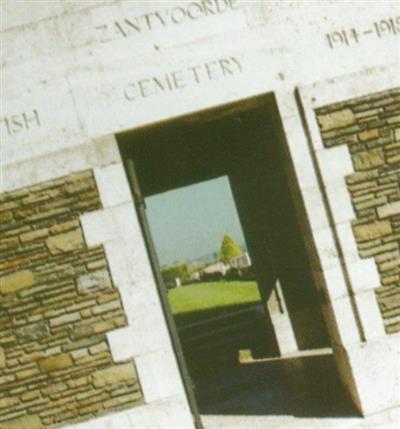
{"left": 0, "top": 171, "right": 143, "bottom": 428}
{"left": 316, "top": 88, "right": 400, "bottom": 334}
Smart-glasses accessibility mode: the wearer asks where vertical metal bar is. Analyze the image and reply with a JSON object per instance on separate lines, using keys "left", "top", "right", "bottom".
{"left": 121, "top": 148, "right": 204, "bottom": 429}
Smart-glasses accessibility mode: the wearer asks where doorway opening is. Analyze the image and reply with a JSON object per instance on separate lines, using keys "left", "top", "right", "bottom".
{"left": 117, "top": 94, "right": 357, "bottom": 422}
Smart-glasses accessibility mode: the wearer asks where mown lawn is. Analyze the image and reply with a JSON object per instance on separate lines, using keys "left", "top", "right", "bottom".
{"left": 168, "top": 281, "right": 261, "bottom": 316}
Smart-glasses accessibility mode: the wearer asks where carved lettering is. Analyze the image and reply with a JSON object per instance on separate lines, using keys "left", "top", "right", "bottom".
{"left": 171, "top": 7, "right": 187, "bottom": 25}
{"left": 95, "top": 0, "right": 240, "bottom": 43}
{"left": 124, "top": 56, "right": 242, "bottom": 102}
{"left": 188, "top": 65, "right": 202, "bottom": 83}
{"left": 1, "top": 109, "right": 40, "bottom": 136}
{"left": 124, "top": 18, "right": 141, "bottom": 33}
{"left": 326, "top": 16, "right": 400, "bottom": 49}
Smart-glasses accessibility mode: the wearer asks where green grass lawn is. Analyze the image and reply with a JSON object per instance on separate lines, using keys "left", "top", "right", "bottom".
{"left": 168, "top": 281, "right": 261, "bottom": 316}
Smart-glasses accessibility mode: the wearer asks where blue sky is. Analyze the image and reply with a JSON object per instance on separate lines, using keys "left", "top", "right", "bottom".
{"left": 145, "top": 176, "right": 246, "bottom": 266}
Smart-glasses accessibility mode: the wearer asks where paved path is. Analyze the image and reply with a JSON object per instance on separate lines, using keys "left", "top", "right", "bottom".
{"left": 202, "top": 411, "right": 399, "bottom": 429}
{"left": 193, "top": 349, "right": 399, "bottom": 428}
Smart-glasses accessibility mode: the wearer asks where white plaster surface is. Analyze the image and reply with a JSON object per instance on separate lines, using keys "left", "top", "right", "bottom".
{"left": 65, "top": 396, "right": 194, "bottom": 429}
{"left": 202, "top": 412, "right": 400, "bottom": 429}
{"left": 2, "top": 1, "right": 399, "bottom": 166}
{"left": 353, "top": 291, "right": 387, "bottom": 341}
{"left": 328, "top": 296, "right": 363, "bottom": 346}
{"left": 267, "top": 282, "right": 298, "bottom": 355}
{"left": 135, "top": 348, "right": 186, "bottom": 403}
{"left": 94, "top": 163, "right": 133, "bottom": 208}
{"left": 345, "top": 339, "right": 400, "bottom": 415}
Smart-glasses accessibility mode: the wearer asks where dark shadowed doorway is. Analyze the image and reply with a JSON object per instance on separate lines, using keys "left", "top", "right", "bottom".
{"left": 117, "top": 94, "right": 357, "bottom": 426}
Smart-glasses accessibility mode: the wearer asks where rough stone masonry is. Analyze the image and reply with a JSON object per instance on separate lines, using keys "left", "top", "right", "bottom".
{"left": 0, "top": 171, "right": 143, "bottom": 429}
{"left": 316, "top": 88, "right": 400, "bottom": 334}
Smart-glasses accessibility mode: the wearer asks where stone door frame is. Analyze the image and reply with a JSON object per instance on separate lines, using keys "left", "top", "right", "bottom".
{"left": 115, "top": 90, "right": 349, "bottom": 420}
{"left": 275, "top": 63, "right": 399, "bottom": 416}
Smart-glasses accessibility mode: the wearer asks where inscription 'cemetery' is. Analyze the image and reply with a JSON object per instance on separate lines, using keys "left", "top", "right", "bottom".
{"left": 95, "top": 0, "right": 239, "bottom": 43}
{"left": 124, "top": 56, "right": 242, "bottom": 101}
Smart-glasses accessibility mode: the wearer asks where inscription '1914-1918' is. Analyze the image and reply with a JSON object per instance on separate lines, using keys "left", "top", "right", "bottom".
{"left": 124, "top": 56, "right": 242, "bottom": 101}
{"left": 326, "top": 16, "right": 400, "bottom": 49}
{"left": 1, "top": 109, "right": 41, "bottom": 136}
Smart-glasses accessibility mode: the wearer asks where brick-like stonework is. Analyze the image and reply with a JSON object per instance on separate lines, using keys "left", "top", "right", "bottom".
{"left": 316, "top": 88, "right": 400, "bottom": 334}
{"left": 0, "top": 171, "right": 143, "bottom": 428}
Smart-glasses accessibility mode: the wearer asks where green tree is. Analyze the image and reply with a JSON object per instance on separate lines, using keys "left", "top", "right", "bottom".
{"left": 219, "top": 235, "right": 242, "bottom": 263}
{"left": 161, "top": 263, "right": 189, "bottom": 289}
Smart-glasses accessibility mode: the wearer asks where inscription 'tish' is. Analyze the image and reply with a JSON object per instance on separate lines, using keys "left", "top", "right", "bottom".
{"left": 1, "top": 110, "right": 41, "bottom": 136}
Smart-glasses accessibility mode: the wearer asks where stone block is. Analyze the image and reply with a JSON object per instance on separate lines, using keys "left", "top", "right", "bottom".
{"left": 317, "top": 108, "right": 356, "bottom": 131}
{"left": 377, "top": 201, "right": 400, "bottom": 218}
{"left": 20, "top": 228, "right": 49, "bottom": 242}
{"left": 89, "top": 342, "right": 108, "bottom": 355}
{"left": 29, "top": 207, "right": 69, "bottom": 222}
{"left": 0, "top": 210, "right": 13, "bottom": 223}
{"left": 353, "top": 148, "right": 384, "bottom": 170}
{"left": 21, "top": 391, "right": 40, "bottom": 402}
{"left": 50, "top": 312, "right": 81, "bottom": 327}
{"left": 67, "top": 376, "right": 89, "bottom": 389}
{"left": 86, "top": 259, "right": 107, "bottom": 270}
{"left": 93, "top": 319, "right": 116, "bottom": 334}
{"left": 358, "top": 129, "right": 379, "bottom": 141}
{"left": 71, "top": 348, "right": 89, "bottom": 360}
{"left": 0, "top": 397, "right": 19, "bottom": 408}
{"left": 104, "top": 391, "right": 143, "bottom": 409}
{"left": 0, "top": 374, "right": 15, "bottom": 385}
{"left": 49, "top": 220, "right": 79, "bottom": 234}
{"left": 15, "top": 320, "right": 49, "bottom": 342}
{"left": 0, "top": 347, "right": 5, "bottom": 368}
{"left": 92, "top": 363, "right": 137, "bottom": 388}
{"left": 0, "top": 270, "right": 36, "bottom": 294}
{"left": 65, "top": 179, "right": 92, "bottom": 195}
{"left": 345, "top": 339, "right": 399, "bottom": 415}
{"left": 0, "top": 237, "right": 19, "bottom": 251}
{"left": 346, "top": 170, "right": 379, "bottom": 184}
{"left": 387, "top": 114, "right": 400, "bottom": 124}
{"left": 388, "top": 153, "right": 400, "bottom": 164}
{"left": 41, "top": 382, "right": 68, "bottom": 396}
{"left": 46, "top": 229, "right": 85, "bottom": 255}
{"left": 16, "top": 367, "right": 40, "bottom": 380}
{"left": 94, "top": 163, "right": 132, "bottom": 208}
{"left": 378, "top": 293, "right": 400, "bottom": 312}
{"left": 38, "top": 353, "right": 73, "bottom": 372}
{"left": 70, "top": 323, "right": 95, "bottom": 340}
{"left": 63, "top": 336, "right": 100, "bottom": 352}
{"left": 2, "top": 415, "right": 43, "bottom": 429}
{"left": 92, "top": 300, "right": 121, "bottom": 315}
{"left": 77, "top": 269, "right": 112, "bottom": 294}
{"left": 380, "top": 258, "right": 400, "bottom": 272}
{"left": 352, "top": 220, "right": 392, "bottom": 242}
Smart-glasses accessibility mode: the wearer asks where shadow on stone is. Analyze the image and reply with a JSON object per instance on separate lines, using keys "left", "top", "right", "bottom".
{"left": 194, "top": 351, "right": 360, "bottom": 418}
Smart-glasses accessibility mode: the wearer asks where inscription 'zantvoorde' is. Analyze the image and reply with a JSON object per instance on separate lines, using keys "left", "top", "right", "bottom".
{"left": 124, "top": 56, "right": 242, "bottom": 101}
{"left": 96, "top": 0, "right": 239, "bottom": 42}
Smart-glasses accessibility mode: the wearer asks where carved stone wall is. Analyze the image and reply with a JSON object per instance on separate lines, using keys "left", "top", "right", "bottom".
{"left": 316, "top": 88, "right": 400, "bottom": 334}
{"left": 0, "top": 171, "right": 143, "bottom": 429}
